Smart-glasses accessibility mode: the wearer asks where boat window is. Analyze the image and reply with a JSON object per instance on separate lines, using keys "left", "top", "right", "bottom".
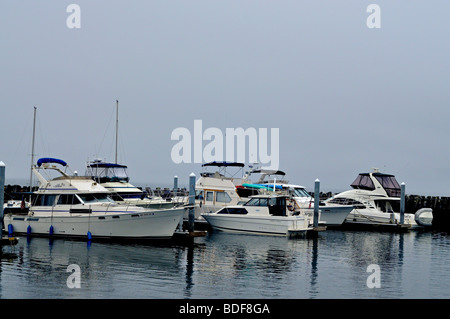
{"left": 374, "top": 175, "right": 401, "bottom": 197}
{"left": 328, "top": 197, "right": 365, "bottom": 207}
{"left": 78, "top": 193, "right": 114, "bottom": 204}
{"left": 216, "top": 192, "right": 232, "bottom": 203}
{"left": 244, "top": 198, "right": 268, "bottom": 206}
{"left": 268, "top": 197, "right": 277, "bottom": 206}
{"left": 259, "top": 198, "right": 268, "bottom": 206}
{"left": 244, "top": 198, "right": 259, "bottom": 206}
{"left": 217, "top": 207, "right": 248, "bottom": 215}
{"left": 88, "top": 165, "right": 129, "bottom": 183}
{"left": 292, "top": 187, "right": 310, "bottom": 197}
{"left": 350, "top": 174, "right": 375, "bottom": 191}
{"left": 33, "top": 194, "right": 57, "bottom": 206}
{"left": 57, "top": 194, "right": 81, "bottom": 205}
{"left": 375, "top": 200, "right": 399, "bottom": 213}
{"left": 206, "top": 191, "right": 214, "bottom": 202}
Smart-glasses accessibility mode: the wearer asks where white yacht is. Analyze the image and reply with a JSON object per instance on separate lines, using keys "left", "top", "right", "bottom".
{"left": 191, "top": 162, "right": 245, "bottom": 220}
{"left": 236, "top": 168, "right": 352, "bottom": 227}
{"left": 85, "top": 159, "right": 175, "bottom": 209}
{"left": 323, "top": 169, "right": 432, "bottom": 229}
{"left": 202, "top": 194, "right": 315, "bottom": 237}
{"left": 5, "top": 158, "right": 186, "bottom": 239}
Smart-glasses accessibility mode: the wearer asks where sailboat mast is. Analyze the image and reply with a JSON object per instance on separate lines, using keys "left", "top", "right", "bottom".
{"left": 115, "top": 99, "right": 119, "bottom": 164}
{"left": 29, "top": 106, "right": 37, "bottom": 202}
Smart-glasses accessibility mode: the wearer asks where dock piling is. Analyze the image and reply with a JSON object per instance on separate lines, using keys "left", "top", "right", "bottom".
{"left": 0, "top": 161, "right": 4, "bottom": 239}
{"left": 188, "top": 173, "right": 196, "bottom": 233}
{"left": 313, "top": 179, "right": 320, "bottom": 228}
{"left": 400, "top": 182, "right": 406, "bottom": 225}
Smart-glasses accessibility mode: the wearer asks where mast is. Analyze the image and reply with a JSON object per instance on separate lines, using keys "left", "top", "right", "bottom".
{"left": 115, "top": 99, "right": 119, "bottom": 164}
{"left": 29, "top": 106, "right": 37, "bottom": 202}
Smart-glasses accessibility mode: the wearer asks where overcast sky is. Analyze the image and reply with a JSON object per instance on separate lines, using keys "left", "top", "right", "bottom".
{"left": 1, "top": 1, "right": 449, "bottom": 196}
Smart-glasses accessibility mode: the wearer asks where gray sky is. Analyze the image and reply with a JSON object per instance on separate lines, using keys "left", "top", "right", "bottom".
{"left": 1, "top": 1, "right": 449, "bottom": 196}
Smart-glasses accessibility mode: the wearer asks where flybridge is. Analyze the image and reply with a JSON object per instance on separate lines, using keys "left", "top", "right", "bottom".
{"left": 350, "top": 171, "right": 401, "bottom": 197}
{"left": 86, "top": 159, "right": 130, "bottom": 183}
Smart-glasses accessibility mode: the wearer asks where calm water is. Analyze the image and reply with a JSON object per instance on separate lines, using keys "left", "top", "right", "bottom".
{"left": 0, "top": 229, "right": 449, "bottom": 299}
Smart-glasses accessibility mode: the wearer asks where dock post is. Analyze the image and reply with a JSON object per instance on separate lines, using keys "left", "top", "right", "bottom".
{"left": 0, "top": 161, "right": 4, "bottom": 239}
{"left": 400, "top": 182, "right": 406, "bottom": 225}
{"left": 313, "top": 179, "right": 320, "bottom": 228}
{"left": 173, "top": 176, "right": 178, "bottom": 197}
{"left": 174, "top": 175, "right": 183, "bottom": 231}
{"left": 188, "top": 173, "right": 196, "bottom": 232}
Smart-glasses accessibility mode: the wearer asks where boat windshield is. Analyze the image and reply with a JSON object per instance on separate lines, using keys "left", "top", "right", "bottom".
{"left": 351, "top": 174, "right": 375, "bottom": 190}
{"left": 244, "top": 198, "right": 269, "bottom": 206}
{"left": 292, "top": 187, "right": 310, "bottom": 197}
{"left": 374, "top": 175, "right": 401, "bottom": 197}
{"left": 78, "top": 193, "right": 115, "bottom": 204}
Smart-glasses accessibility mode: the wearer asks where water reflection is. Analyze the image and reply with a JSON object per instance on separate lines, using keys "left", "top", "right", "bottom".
{"left": 0, "top": 230, "right": 448, "bottom": 298}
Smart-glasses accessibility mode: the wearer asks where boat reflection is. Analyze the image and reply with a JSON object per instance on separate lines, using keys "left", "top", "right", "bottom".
{"left": 0, "top": 228, "right": 443, "bottom": 299}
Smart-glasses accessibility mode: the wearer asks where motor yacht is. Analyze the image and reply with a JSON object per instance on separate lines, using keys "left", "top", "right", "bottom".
{"left": 323, "top": 169, "right": 433, "bottom": 229}
{"left": 236, "top": 168, "right": 352, "bottom": 226}
{"left": 191, "top": 162, "right": 245, "bottom": 220}
{"left": 201, "top": 194, "right": 315, "bottom": 237}
{"left": 5, "top": 158, "right": 186, "bottom": 239}
{"left": 86, "top": 159, "right": 175, "bottom": 209}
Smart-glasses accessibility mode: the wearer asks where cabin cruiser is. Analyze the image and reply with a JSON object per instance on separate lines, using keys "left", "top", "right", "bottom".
{"left": 236, "top": 168, "right": 352, "bottom": 227}
{"left": 85, "top": 159, "right": 175, "bottom": 209}
{"left": 323, "top": 169, "right": 433, "bottom": 229}
{"left": 191, "top": 162, "right": 246, "bottom": 221}
{"left": 202, "top": 194, "right": 315, "bottom": 237}
{"left": 4, "top": 158, "right": 186, "bottom": 239}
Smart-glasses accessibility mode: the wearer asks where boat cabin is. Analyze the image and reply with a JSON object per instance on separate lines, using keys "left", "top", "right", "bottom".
{"left": 350, "top": 171, "right": 401, "bottom": 197}
{"left": 245, "top": 195, "right": 288, "bottom": 216}
{"left": 217, "top": 195, "right": 288, "bottom": 216}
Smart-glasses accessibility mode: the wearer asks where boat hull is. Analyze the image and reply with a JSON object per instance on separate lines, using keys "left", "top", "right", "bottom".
{"left": 5, "top": 208, "right": 185, "bottom": 239}
{"left": 202, "top": 214, "right": 311, "bottom": 236}
{"left": 343, "top": 209, "right": 420, "bottom": 229}
{"left": 319, "top": 205, "right": 353, "bottom": 226}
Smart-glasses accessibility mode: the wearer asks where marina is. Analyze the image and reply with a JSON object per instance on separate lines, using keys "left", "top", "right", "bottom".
{"left": 1, "top": 157, "right": 449, "bottom": 303}
{"left": 1, "top": 2, "right": 448, "bottom": 314}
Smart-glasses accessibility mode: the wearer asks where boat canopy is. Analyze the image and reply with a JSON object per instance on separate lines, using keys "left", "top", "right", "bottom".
{"left": 202, "top": 161, "right": 245, "bottom": 168}
{"left": 351, "top": 172, "right": 401, "bottom": 197}
{"left": 86, "top": 160, "right": 129, "bottom": 183}
{"left": 37, "top": 158, "right": 67, "bottom": 167}
{"left": 87, "top": 162, "right": 128, "bottom": 168}
{"left": 251, "top": 169, "right": 286, "bottom": 176}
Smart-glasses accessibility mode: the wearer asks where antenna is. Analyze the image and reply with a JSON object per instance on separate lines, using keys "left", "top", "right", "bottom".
{"left": 29, "top": 106, "right": 37, "bottom": 202}
{"left": 115, "top": 99, "right": 119, "bottom": 164}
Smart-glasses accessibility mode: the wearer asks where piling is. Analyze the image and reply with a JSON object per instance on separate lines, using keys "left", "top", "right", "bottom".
{"left": 188, "top": 173, "right": 196, "bottom": 233}
{"left": 174, "top": 176, "right": 178, "bottom": 195}
{"left": 400, "top": 182, "right": 406, "bottom": 225}
{"left": 0, "top": 161, "right": 4, "bottom": 239}
{"left": 313, "top": 179, "right": 320, "bottom": 228}
{"left": 173, "top": 172, "right": 207, "bottom": 240}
